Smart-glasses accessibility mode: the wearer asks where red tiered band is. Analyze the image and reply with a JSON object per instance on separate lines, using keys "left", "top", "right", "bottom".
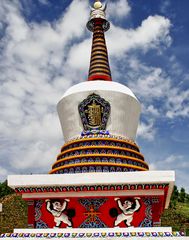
{"left": 88, "top": 74, "right": 112, "bottom": 81}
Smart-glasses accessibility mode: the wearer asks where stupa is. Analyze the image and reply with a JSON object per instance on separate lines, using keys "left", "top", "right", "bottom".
{"left": 1, "top": 0, "right": 187, "bottom": 239}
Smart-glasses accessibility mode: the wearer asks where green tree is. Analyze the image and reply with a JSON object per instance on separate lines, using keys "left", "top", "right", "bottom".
{"left": 0, "top": 180, "right": 14, "bottom": 198}
{"left": 185, "top": 194, "right": 189, "bottom": 204}
{"left": 171, "top": 185, "right": 179, "bottom": 201}
{"left": 170, "top": 185, "right": 179, "bottom": 208}
{"left": 179, "top": 187, "right": 186, "bottom": 203}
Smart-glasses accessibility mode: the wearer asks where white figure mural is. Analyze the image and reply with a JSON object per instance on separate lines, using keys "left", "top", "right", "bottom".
{"left": 45, "top": 199, "right": 72, "bottom": 228}
{"left": 114, "top": 197, "right": 141, "bottom": 227}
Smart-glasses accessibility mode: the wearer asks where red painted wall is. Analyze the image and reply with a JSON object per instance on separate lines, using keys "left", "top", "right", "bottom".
{"left": 34, "top": 196, "right": 158, "bottom": 228}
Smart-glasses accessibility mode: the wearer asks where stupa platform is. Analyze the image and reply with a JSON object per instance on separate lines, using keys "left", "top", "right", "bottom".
{"left": 7, "top": 171, "right": 175, "bottom": 230}
{"left": 8, "top": 171, "right": 174, "bottom": 207}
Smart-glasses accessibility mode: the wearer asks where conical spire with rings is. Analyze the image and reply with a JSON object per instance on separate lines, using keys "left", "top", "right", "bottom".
{"left": 87, "top": 0, "right": 112, "bottom": 81}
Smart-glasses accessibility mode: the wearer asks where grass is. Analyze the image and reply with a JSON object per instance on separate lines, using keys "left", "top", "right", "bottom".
{"left": 161, "top": 201, "right": 189, "bottom": 236}
{"left": 176, "top": 203, "right": 189, "bottom": 217}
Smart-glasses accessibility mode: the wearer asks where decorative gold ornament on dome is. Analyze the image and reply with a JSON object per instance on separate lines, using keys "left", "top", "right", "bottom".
{"left": 86, "top": 100, "right": 103, "bottom": 127}
{"left": 78, "top": 93, "right": 110, "bottom": 132}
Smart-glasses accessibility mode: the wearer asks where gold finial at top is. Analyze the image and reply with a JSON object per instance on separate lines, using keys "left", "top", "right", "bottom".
{"left": 93, "top": 0, "right": 103, "bottom": 9}
{"left": 87, "top": 0, "right": 110, "bottom": 32}
{"left": 89, "top": 0, "right": 107, "bottom": 22}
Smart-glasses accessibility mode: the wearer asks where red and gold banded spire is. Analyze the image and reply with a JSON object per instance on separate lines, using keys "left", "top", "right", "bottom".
{"left": 87, "top": 0, "right": 112, "bottom": 81}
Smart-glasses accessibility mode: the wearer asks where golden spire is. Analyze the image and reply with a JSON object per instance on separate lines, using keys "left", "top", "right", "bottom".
{"left": 87, "top": 0, "right": 112, "bottom": 81}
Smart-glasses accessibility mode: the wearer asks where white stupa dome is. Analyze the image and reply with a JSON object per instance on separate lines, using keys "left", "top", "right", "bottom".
{"left": 57, "top": 80, "right": 141, "bottom": 142}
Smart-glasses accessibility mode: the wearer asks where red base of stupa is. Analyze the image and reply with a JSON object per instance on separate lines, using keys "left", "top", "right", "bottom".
{"left": 8, "top": 171, "right": 174, "bottom": 229}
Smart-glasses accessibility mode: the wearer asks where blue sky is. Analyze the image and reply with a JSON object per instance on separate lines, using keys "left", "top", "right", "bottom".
{"left": 0, "top": 0, "right": 189, "bottom": 192}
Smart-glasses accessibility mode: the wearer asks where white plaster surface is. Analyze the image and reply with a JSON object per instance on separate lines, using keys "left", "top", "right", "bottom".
{"left": 14, "top": 227, "right": 172, "bottom": 233}
{"left": 8, "top": 171, "right": 174, "bottom": 188}
{"left": 57, "top": 81, "right": 141, "bottom": 142}
{"left": 62, "top": 81, "right": 138, "bottom": 99}
{"left": 19, "top": 189, "right": 164, "bottom": 200}
{"left": 8, "top": 171, "right": 174, "bottom": 208}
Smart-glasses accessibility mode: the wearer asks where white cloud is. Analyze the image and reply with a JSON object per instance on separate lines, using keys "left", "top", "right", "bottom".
{"left": 38, "top": 0, "right": 49, "bottom": 5}
{"left": 122, "top": 57, "right": 189, "bottom": 121}
{"left": 147, "top": 155, "right": 189, "bottom": 192}
{"left": 107, "top": 0, "right": 131, "bottom": 19}
{"left": 143, "top": 105, "right": 160, "bottom": 117}
{"left": 166, "top": 88, "right": 189, "bottom": 118}
{"left": 149, "top": 154, "right": 189, "bottom": 174}
{"left": 137, "top": 120, "right": 156, "bottom": 141}
{"left": 176, "top": 170, "right": 189, "bottom": 193}
{"left": 160, "top": 0, "right": 171, "bottom": 14}
{"left": 164, "top": 155, "right": 183, "bottom": 164}
{"left": 65, "top": 38, "right": 91, "bottom": 73}
{"left": 0, "top": 0, "right": 90, "bottom": 179}
{"left": 66, "top": 14, "right": 172, "bottom": 78}
{"left": 106, "top": 15, "right": 171, "bottom": 57}
{"left": 0, "top": 167, "right": 9, "bottom": 180}
{"left": 10, "top": 141, "right": 59, "bottom": 171}
{"left": 128, "top": 63, "right": 171, "bottom": 100}
{"left": 148, "top": 163, "right": 157, "bottom": 171}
